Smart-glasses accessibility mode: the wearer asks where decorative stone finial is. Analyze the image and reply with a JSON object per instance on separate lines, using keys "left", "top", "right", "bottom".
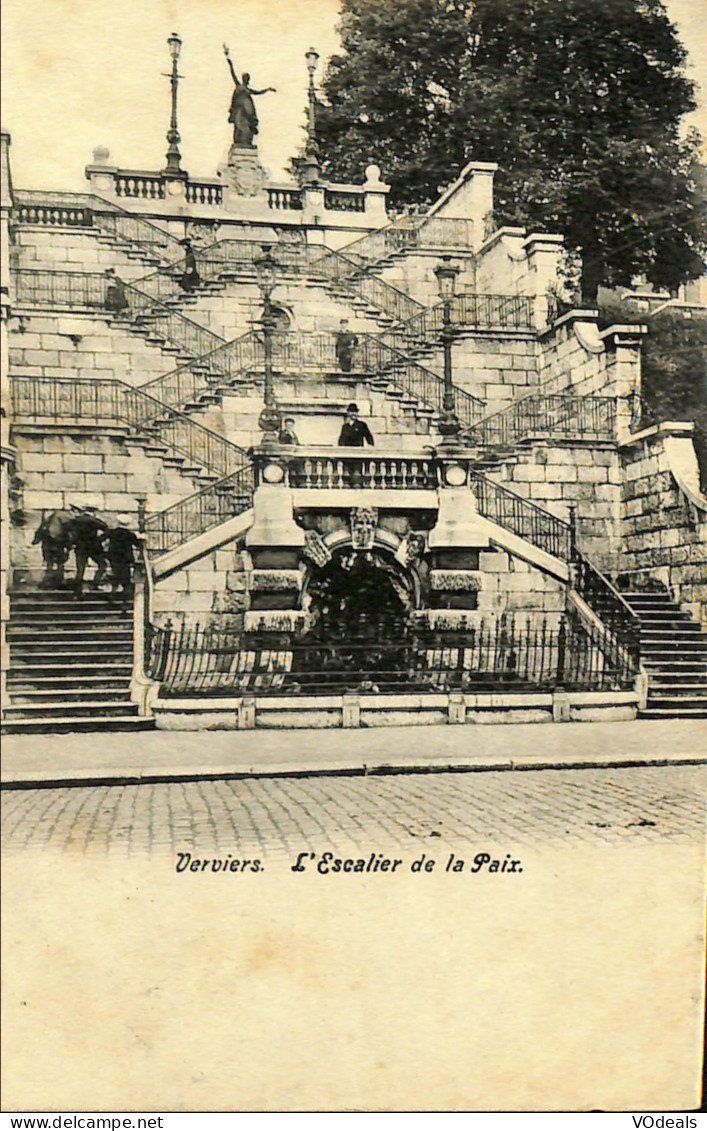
{"left": 92, "top": 146, "right": 110, "bottom": 164}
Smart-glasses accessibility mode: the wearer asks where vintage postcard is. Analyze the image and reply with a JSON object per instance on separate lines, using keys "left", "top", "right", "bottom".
{"left": 1, "top": 0, "right": 706, "bottom": 1114}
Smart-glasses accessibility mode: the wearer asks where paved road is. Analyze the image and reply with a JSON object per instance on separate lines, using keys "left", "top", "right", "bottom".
{"left": 2, "top": 764, "right": 704, "bottom": 858}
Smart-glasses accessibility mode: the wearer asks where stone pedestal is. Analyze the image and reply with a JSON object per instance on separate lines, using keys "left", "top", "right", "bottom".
{"left": 219, "top": 146, "right": 268, "bottom": 200}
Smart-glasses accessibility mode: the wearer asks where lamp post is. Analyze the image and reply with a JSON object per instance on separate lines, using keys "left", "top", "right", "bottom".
{"left": 163, "top": 32, "right": 186, "bottom": 178}
{"left": 299, "top": 47, "right": 321, "bottom": 187}
{"left": 434, "top": 256, "right": 461, "bottom": 445}
{"left": 255, "top": 245, "right": 281, "bottom": 444}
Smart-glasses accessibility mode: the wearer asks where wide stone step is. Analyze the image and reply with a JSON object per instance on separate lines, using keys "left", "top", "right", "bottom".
{"left": 3, "top": 700, "right": 141, "bottom": 719}
{"left": 10, "top": 643, "right": 134, "bottom": 658}
{"left": 639, "top": 623, "right": 703, "bottom": 635}
{"left": 638, "top": 706, "right": 707, "bottom": 718}
{"left": 1, "top": 715, "right": 155, "bottom": 734}
{"left": 8, "top": 675, "right": 132, "bottom": 690}
{"left": 648, "top": 679, "right": 707, "bottom": 691}
{"left": 8, "top": 688, "right": 133, "bottom": 705}
{"left": 10, "top": 615, "right": 131, "bottom": 629}
{"left": 9, "top": 662, "right": 134, "bottom": 677}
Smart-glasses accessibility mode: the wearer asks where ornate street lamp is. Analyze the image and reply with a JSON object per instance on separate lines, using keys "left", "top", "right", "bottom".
{"left": 299, "top": 47, "right": 321, "bottom": 187}
{"left": 434, "top": 256, "right": 461, "bottom": 444}
{"left": 254, "top": 245, "right": 281, "bottom": 443}
{"left": 163, "top": 32, "right": 186, "bottom": 178}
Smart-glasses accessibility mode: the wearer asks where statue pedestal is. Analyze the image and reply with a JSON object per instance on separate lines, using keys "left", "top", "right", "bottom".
{"left": 218, "top": 146, "right": 268, "bottom": 199}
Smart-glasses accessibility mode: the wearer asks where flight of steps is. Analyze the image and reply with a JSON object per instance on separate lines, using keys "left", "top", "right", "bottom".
{"left": 2, "top": 590, "right": 155, "bottom": 734}
{"left": 621, "top": 590, "right": 707, "bottom": 719}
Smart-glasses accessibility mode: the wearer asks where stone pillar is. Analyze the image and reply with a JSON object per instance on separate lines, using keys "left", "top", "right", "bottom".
{"left": 428, "top": 487, "right": 490, "bottom": 550}
{"left": 363, "top": 165, "right": 390, "bottom": 225}
{"left": 84, "top": 146, "right": 119, "bottom": 196}
{"left": 522, "top": 233, "right": 565, "bottom": 329}
{"left": 246, "top": 483, "right": 305, "bottom": 550}
{"left": 600, "top": 324, "right": 648, "bottom": 439}
{"left": 301, "top": 185, "right": 326, "bottom": 226}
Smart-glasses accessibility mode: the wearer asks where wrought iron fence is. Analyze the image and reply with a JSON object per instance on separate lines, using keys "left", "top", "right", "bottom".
{"left": 139, "top": 330, "right": 339, "bottom": 410}
{"left": 13, "top": 190, "right": 183, "bottom": 261}
{"left": 12, "top": 270, "right": 223, "bottom": 361}
{"left": 353, "top": 335, "right": 484, "bottom": 428}
{"left": 340, "top": 216, "right": 474, "bottom": 264}
{"left": 471, "top": 473, "right": 572, "bottom": 561}
{"left": 10, "top": 375, "right": 249, "bottom": 478}
{"left": 455, "top": 292, "right": 534, "bottom": 330}
{"left": 573, "top": 552, "right": 641, "bottom": 668}
{"left": 465, "top": 395, "right": 616, "bottom": 450}
{"left": 144, "top": 465, "right": 255, "bottom": 555}
{"left": 148, "top": 614, "right": 636, "bottom": 697}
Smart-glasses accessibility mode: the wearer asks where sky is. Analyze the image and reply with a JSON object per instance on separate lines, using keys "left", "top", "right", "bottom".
{"left": 1, "top": 0, "right": 705, "bottom": 193}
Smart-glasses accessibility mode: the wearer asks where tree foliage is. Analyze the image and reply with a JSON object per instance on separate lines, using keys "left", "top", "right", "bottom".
{"left": 312, "top": 0, "right": 707, "bottom": 300}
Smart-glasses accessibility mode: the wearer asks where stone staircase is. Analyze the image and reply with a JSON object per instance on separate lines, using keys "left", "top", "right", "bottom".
{"left": 621, "top": 591, "right": 707, "bottom": 718}
{"left": 2, "top": 590, "right": 154, "bottom": 733}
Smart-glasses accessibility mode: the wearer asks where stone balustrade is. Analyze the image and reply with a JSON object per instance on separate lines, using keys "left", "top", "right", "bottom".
{"left": 256, "top": 447, "right": 442, "bottom": 491}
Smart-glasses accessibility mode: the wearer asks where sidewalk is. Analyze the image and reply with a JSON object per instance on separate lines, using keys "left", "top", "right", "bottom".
{"left": 1, "top": 719, "right": 705, "bottom": 786}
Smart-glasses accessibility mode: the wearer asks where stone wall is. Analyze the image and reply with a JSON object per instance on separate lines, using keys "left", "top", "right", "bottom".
{"left": 8, "top": 313, "right": 191, "bottom": 386}
{"left": 489, "top": 442, "right": 622, "bottom": 571}
{"left": 13, "top": 227, "right": 160, "bottom": 278}
{"left": 153, "top": 544, "right": 248, "bottom": 627}
{"left": 620, "top": 424, "right": 707, "bottom": 624}
{"left": 10, "top": 428, "right": 207, "bottom": 581}
{"left": 430, "top": 332, "right": 538, "bottom": 410}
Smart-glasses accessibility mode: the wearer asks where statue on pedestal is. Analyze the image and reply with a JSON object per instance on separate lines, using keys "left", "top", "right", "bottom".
{"left": 224, "top": 45, "right": 276, "bottom": 149}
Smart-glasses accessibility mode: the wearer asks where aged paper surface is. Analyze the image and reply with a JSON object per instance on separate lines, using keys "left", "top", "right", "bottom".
{"left": 2, "top": 0, "right": 706, "bottom": 1113}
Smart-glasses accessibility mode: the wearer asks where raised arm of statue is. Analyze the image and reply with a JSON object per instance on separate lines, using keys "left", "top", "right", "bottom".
{"left": 250, "top": 86, "right": 277, "bottom": 96}
{"left": 223, "top": 44, "right": 238, "bottom": 86}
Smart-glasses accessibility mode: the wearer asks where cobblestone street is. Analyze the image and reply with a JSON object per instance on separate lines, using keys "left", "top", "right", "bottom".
{"left": 2, "top": 763, "right": 704, "bottom": 858}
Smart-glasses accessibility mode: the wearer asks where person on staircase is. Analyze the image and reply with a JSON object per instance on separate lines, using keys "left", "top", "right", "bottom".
{"left": 177, "top": 238, "right": 202, "bottom": 293}
{"left": 278, "top": 417, "right": 300, "bottom": 445}
{"left": 104, "top": 269, "right": 129, "bottom": 314}
{"left": 105, "top": 519, "right": 145, "bottom": 606}
{"left": 338, "top": 403, "right": 374, "bottom": 447}
{"left": 69, "top": 506, "right": 110, "bottom": 596}
{"left": 335, "top": 319, "right": 359, "bottom": 374}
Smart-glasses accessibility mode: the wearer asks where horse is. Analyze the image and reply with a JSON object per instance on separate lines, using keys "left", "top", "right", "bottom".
{"left": 32, "top": 510, "right": 75, "bottom": 588}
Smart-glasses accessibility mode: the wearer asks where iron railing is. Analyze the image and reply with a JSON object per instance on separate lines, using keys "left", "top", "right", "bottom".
{"left": 464, "top": 395, "right": 616, "bottom": 450}
{"left": 148, "top": 614, "right": 636, "bottom": 697}
{"left": 10, "top": 375, "right": 249, "bottom": 478}
{"left": 573, "top": 552, "right": 641, "bottom": 668}
{"left": 380, "top": 293, "right": 535, "bottom": 359}
{"left": 144, "top": 466, "right": 255, "bottom": 555}
{"left": 12, "top": 270, "right": 223, "bottom": 362}
{"left": 352, "top": 335, "right": 484, "bottom": 427}
{"left": 13, "top": 190, "right": 184, "bottom": 262}
{"left": 139, "top": 330, "right": 342, "bottom": 410}
{"left": 340, "top": 216, "right": 474, "bottom": 264}
{"left": 471, "top": 473, "right": 572, "bottom": 561}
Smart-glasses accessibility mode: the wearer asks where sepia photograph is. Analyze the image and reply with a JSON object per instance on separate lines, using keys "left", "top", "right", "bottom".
{"left": 1, "top": 0, "right": 706, "bottom": 1115}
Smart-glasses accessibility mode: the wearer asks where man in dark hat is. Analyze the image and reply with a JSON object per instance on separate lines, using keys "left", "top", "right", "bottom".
{"left": 177, "top": 238, "right": 201, "bottom": 293}
{"left": 338, "top": 403, "right": 374, "bottom": 447}
{"left": 278, "top": 416, "right": 300, "bottom": 445}
{"left": 105, "top": 517, "right": 145, "bottom": 605}
{"left": 335, "top": 318, "right": 359, "bottom": 373}
{"left": 69, "top": 506, "right": 110, "bottom": 595}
